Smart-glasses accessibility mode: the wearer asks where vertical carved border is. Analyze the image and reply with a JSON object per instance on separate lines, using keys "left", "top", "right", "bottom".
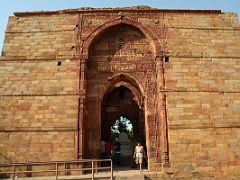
{"left": 74, "top": 13, "right": 86, "bottom": 160}
{"left": 156, "top": 53, "right": 170, "bottom": 167}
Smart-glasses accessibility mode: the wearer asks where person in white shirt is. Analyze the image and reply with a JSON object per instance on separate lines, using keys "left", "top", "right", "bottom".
{"left": 134, "top": 142, "right": 145, "bottom": 170}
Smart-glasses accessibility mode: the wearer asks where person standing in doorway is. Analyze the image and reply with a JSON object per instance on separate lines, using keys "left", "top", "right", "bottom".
{"left": 134, "top": 142, "right": 145, "bottom": 171}
{"left": 101, "top": 140, "right": 106, "bottom": 166}
{"left": 114, "top": 138, "right": 121, "bottom": 166}
{"left": 105, "top": 140, "right": 112, "bottom": 159}
{"left": 105, "top": 140, "right": 112, "bottom": 166}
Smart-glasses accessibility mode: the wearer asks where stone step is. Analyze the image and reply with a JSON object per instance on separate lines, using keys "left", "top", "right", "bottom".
{"left": 115, "top": 173, "right": 145, "bottom": 180}
{"left": 1, "top": 169, "right": 150, "bottom": 180}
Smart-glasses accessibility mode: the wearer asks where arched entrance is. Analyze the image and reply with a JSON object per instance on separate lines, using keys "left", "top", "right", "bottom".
{"left": 85, "top": 23, "right": 151, "bottom": 159}
{"left": 101, "top": 85, "right": 146, "bottom": 167}
{"left": 83, "top": 20, "right": 169, "bottom": 170}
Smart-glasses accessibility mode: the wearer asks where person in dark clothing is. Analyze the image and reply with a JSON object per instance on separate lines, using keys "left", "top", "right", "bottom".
{"left": 101, "top": 140, "right": 106, "bottom": 166}
{"left": 105, "top": 140, "right": 112, "bottom": 166}
{"left": 114, "top": 138, "right": 121, "bottom": 166}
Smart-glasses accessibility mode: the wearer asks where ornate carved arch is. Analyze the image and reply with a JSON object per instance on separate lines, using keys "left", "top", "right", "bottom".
{"left": 82, "top": 16, "right": 160, "bottom": 59}
{"left": 100, "top": 73, "right": 144, "bottom": 108}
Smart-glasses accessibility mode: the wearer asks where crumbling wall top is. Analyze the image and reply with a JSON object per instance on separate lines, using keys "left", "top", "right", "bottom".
{"left": 13, "top": 6, "right": 222, "bottom": 17}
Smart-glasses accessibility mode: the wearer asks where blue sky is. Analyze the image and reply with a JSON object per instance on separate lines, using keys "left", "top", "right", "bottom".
{"left": 0, "top": 0, "right": 239, "bottom": 53}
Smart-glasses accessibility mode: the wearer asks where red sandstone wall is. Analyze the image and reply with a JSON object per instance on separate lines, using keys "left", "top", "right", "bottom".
{"left": 164, "top": 11, "right": 240, "bottom": 178}
{"left": 3, "top": 15, "right": 76, "bottom": 59}
{"left": 0, "top": 14, "right": 79, "bottom": 162}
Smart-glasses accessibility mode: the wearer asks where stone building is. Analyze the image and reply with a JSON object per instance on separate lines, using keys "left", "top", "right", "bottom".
{"left": 0, "top": 6, "right": 240, "bottom": 178}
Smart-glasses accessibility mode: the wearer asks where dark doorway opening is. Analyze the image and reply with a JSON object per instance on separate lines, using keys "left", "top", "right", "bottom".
{"left": 101, "top": 85, "right": 147, "bottom": 168}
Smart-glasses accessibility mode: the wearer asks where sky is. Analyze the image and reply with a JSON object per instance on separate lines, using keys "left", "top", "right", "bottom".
{"left": 0, "top": 0, "right": 239, "bottom": 53}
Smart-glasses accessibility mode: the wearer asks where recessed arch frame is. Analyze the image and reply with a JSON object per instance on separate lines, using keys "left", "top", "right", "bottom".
{"left": 77, "top": 16, "right": 170, "bottom": 168}
{"left": 100, "top": 73, "right": 145, "bottom": 108}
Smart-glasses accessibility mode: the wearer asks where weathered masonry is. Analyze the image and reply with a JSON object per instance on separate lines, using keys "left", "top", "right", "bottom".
{"left": 0, "top": 7, "right": 240, "bottom": 178}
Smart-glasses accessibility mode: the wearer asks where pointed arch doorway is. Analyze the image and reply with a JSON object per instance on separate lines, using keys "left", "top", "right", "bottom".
{"left": 84, "top": 21, "right": 170, "bottom": 170}
{"left": 101, "top": 83, "right": 147, "bottom": 167}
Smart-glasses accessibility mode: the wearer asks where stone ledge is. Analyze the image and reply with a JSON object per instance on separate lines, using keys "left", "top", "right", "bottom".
{"left": 169, "top": 123, "right": 240, "bottom": 130}
{"left": 0, "top": 126, "right": 77, "bottom": 132}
